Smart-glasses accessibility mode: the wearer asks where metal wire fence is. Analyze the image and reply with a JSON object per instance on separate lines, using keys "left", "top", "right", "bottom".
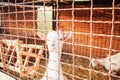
{"left": 0, "top": 0, "right": 120, "bottom": 80}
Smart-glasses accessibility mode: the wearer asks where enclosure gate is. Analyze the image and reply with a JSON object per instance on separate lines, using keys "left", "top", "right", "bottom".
{"left": 0, "top": 39, "right": 44, "bottom": 78}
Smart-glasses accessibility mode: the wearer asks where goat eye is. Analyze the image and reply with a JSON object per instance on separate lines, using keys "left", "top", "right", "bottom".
{"left": 60, "top": 38, "right": 63, "bottom": 41}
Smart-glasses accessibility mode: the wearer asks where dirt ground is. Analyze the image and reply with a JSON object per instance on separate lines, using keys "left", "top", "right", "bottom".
{"left": 0, "top": 53, "right": 120, "bottom": 80}
{"left": 36, "top": 54, "right": 120, "bottom": 80}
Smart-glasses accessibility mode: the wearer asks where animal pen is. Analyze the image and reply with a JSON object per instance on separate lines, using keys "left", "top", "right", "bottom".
{"left": 0, "top": 0, "right": 120, "bottom": 80}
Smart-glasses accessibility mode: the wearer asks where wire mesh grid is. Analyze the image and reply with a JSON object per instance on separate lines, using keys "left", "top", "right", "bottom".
{"left": 0, "top": 0, "right": 120, "bottom": 80}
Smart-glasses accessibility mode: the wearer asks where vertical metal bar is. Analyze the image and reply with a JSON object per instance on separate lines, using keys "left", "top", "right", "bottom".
{"left": 108, "top": 0, "right": 115, "bottom": 80}
{"left": 56, "top": 0, "right": 59, "bottom": 30}
{"left": 15, "top": 0, "right": 18, "bottom": 39}
{"left": 13, "top": 0, "right": 19, "bottom": 74}
{"left": 89, "top": 0, "right": 93, "bottom": 80}
{"left": 21, "top": 0, "right": 26, "bottom": 78}
{"left": 8, "top": 0, "right": 12, "bottom": 76}
{"left": 56, "top": 1, "right": 60, "bottom": 80}
{"left": 22, "top": 0, "right": 27, "bottom": 46}
{"left": 72, "top": 0, "right": 75, "bottom": 80}
{"left": 52, "top": 4, "right": 56, "bottom": 30}
{"left": 43, "top": 0, "right": 47, "bottom": 31}
{"left": 32, "top": 0, "right": 36, "bottom": 46}
{"left": 8, "top": 0, "right": 11, "bottom": 40}
{"left": 0, "top": 0, "right": 3, "bottom": 34}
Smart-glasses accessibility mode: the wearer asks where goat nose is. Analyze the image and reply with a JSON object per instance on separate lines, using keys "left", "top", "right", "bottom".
{"left": 52, "top": 44, "right": 55, "bottom": 46}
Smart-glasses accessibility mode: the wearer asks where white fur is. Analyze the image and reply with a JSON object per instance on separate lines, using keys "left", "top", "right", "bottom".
{"left": 41, "top": 30, "right": 69, "bottom": 80}
{"left": 91, "top": 53, "right": 120, "bottom": 72}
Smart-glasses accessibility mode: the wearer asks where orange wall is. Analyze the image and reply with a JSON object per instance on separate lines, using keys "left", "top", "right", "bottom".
{"left": 58, "top": 4, "right": 120, "bottom": 57}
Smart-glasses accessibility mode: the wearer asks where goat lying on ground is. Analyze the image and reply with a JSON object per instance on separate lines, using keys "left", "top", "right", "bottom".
{"left": 37, "top": 30, "right": 72, "bottom": 80}
{"left": 91, "top": 53, "right": 120, "bottom": 73}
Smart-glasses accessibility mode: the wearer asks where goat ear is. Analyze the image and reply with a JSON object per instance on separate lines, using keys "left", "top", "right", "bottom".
{"left": 63, "top": 31, "right": 72, "bottom": 41}
{"left": 37, "top": 31, "right": 46, "bottom": 40}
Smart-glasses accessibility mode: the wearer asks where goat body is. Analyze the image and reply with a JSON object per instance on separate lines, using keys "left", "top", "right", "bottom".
{"left": 40, "top": 30, "right": 70, "bottom": 80}
{"left": 92, "top": 53, "right": 120, "bottom": 72}
{"left": 41, "top": 51, "right": 65, "bottom": 80}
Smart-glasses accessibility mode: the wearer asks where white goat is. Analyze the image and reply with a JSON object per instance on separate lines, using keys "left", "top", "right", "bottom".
{"left": 91, "top": 53, "right": 120, "bottom": 72}
{"left": 37, "top": 30, "right": 72, "bottom": 80}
